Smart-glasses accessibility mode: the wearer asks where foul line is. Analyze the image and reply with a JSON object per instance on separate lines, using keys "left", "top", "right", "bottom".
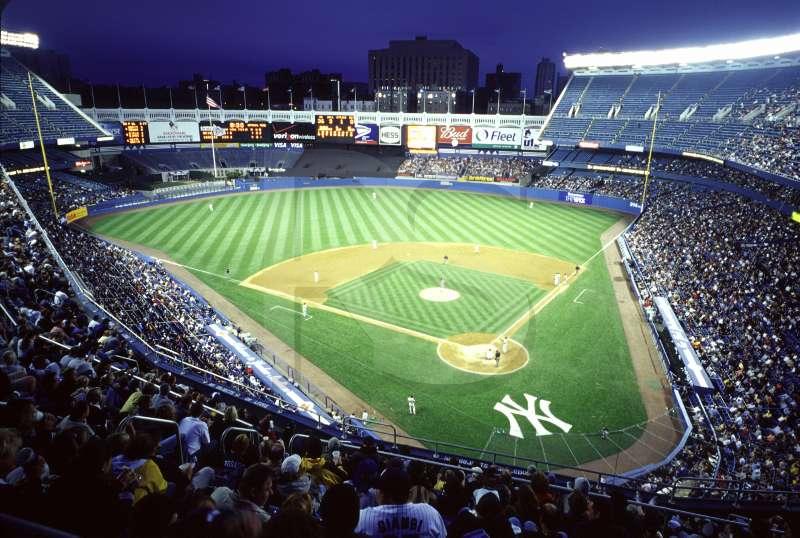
{"left": 501, "top": 219, "right": 633, "bottom": 339}
{"left": 269, "top": 305, "right": 312, "bottom": 320}
{"left": 573, "top": 288, "right": 590, "bottom": 304}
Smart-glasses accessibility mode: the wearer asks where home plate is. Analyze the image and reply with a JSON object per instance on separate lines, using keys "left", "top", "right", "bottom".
{"left": 419, "top": 287, "right": 460, "bottom": 302}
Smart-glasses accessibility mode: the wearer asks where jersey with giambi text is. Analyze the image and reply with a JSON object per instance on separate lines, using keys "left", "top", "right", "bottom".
{"left": 355, "top": 502, "right": 446, "bottom": 537}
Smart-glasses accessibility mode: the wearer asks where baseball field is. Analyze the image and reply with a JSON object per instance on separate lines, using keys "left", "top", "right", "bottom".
{"left": 87, "top": 186, "right": 677, "bottom": 471}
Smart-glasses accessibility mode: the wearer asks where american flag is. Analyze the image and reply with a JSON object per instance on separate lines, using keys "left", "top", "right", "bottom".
{"left": 206, "top": 95, "right": 220, "bottom": 109}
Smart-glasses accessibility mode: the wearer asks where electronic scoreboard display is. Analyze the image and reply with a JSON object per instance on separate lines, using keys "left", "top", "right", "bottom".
{"left": 199, "top": 121, "right": 273, "bottom": 143}
{"left": 315, "top": 114, "right": 356, "bottom": 143}
{"left": 121, "top": 121, "right": 148, "bottom": 146}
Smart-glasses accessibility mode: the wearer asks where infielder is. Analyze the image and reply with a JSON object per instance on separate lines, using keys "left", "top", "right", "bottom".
{"left": 502, "top": 336, "right": 509, "bottom": 354}
{"left": 495, "top": 349, "right": 501, "bottom": 367}
{"left": 301, "top": 301, "right": 308, "bottom": 319}
{"left": 485, "top": 346, "right": 494, "bottom": 361}
{"left": 407, "top": 395, "right": 416, "bottom": 415}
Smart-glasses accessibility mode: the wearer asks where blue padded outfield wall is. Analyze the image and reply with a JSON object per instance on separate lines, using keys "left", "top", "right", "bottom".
{"left": 87, "top": 177, "right": 644, "bottom": 218}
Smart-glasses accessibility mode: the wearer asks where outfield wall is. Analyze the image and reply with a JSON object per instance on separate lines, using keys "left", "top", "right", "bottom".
{"left": 85, "top": 177, "right": 643, "bottom": 219}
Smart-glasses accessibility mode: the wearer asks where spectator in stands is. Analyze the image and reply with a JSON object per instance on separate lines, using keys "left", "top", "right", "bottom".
{"left": 354, "top": 466, "right": 447, "bottom": 537}
{"left": 179, "top": 400, "right": 211, "bottom": 460}
{"left": 211, "top": 462, "right": 274, "bottom": 525}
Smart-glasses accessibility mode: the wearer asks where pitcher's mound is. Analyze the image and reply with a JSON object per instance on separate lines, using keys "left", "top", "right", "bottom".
{"left": 437, "top": 333, "right": 529, "bottom": 375}
{"left": 419, "top": 287, "right": 460, "bottom": 302}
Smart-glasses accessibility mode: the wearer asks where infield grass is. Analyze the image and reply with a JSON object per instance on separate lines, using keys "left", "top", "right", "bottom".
{"left": 88, "top": 187, "right": 650, "bottom": 467}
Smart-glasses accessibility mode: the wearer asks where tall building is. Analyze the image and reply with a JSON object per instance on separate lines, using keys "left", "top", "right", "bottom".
{"left": 368, "top": 36, "right": 479, "bottom": 94}
{"left": 484, "top": 64, "right": 521, "bottom": 99}
{"left": 534, "top": 57, "right": 557, "bottom": 98}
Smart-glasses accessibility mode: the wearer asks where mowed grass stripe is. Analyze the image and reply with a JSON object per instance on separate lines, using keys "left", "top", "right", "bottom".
{"left": 251, "top": 194, "right": 285, "bottom": 273}
{"left": 234, "top": 194, "right": 272, "bottom": 274}
{"left": 130, "top": 204, "right": 195, "bottom": 245}
{"left": 306, "top": 190, "right": 323, "bottom": 252}
{"left": 318, "top": 190, "right": 349, "bottom": 250}
{"left": 206, "top": 196, "right": 258, "bottom": 271}
{"left": 169, "top": 197, "right": 237, "bottom": 259}
{"left": 192, "top": 196, "right": 246, "bottom": 266}
{"left": 147, "top": 203, "right": 204, "bottom": 249}
{"left": 377, "top": 190, "right": 417, "bottom": 240}
{"left": 327, "top": 189, "right": 360, "bottom": 245}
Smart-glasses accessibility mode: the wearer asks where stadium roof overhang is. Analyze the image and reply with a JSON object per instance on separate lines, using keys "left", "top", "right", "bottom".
{"left": 563, "top": 32, "right": 800, "bottom": 75}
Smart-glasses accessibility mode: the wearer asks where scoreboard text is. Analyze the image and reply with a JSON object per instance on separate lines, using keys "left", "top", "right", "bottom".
{"left": 200, "top": 121, "right": 272, "bottom": 142}
{"left": 315, "top": 115, "right": 355, "bottom": 142}
{"left": 122, "top": 121, "right": 148, "bottom": 146}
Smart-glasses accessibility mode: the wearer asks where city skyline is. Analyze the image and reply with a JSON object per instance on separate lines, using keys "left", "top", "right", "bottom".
{"left": 3, "top": 0, "right": 799, "bottom": 89}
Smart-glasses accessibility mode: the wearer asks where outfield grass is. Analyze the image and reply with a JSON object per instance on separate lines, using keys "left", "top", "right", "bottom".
{"left": 89, "top": 187, "right": 647, "bottom": 466}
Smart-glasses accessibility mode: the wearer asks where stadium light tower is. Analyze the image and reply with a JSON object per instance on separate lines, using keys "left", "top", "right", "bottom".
{"left": 263, "top": 87, "right": 271, "bottom": 110}
{"left": 288, "top": 88, "right": 294, "bottom": 110}
{"left": 351, "top": 87, "right": 358, "bottom": 112}
{"left": 521, "top": 88, "right": 527, "bottom": 117}
{"left": 543, "top": 89, "right": 553, "bottom": 114}
{"left": 331, "top": 79, "right": 341, "bottom": 111}
{"left": 307, "top": 87, "right": 314, "bottom": 111}
{"left": 494, "top": 88, "right": 501, "bottom": 115}
{"left": 470, "top": 89, "right": 475, "bottom": 114}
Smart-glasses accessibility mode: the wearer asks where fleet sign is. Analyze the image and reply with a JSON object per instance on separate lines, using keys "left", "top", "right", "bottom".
{"left": 472, "top": 127, "right": 521, "bottom": 149}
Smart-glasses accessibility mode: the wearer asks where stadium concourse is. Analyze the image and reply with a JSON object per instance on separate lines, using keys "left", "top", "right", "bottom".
{"left": 2, "top": 38, "right": 800, "bottom": 538}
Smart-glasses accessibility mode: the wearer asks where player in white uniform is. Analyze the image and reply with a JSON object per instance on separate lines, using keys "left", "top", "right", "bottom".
{"left": 502, "top": 336, "right": 509, "bottom": 354}
{"left": 439, "top": 276, "right": 446, "bottom": 289}
{"left": 302, "top": 302, "right": 308, "bottom": 318}
{"left": 208, "top": 203, "right": 214, "bottom": 212}
{"left": 407, "top": 395, "right": 416, "bottom": 415}
{"left": 485, "top": 346, "right": 494, "bottom": 361}
{"left": 372, "top": 191, "right": 377, "bottom": 201}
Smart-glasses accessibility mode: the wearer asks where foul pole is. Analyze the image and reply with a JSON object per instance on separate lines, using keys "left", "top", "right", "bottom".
{"left": 640, "top": 91, "right": 662, "bottom": 209}
{"left": 28, "top": 72, "right": 58, "bottom": 218}
{"left": 206, "top": 82, "right": 219, "bottom": 179}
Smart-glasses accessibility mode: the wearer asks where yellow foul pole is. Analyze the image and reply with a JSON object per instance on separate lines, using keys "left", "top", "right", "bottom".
{"left": 640, "top": 91, "right": 662, "bottom": 209}
{"left": 27, "top": 71, "right": 59, "bottom": 218}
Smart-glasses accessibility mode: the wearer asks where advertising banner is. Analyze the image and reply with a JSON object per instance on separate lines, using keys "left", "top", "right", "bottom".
{"left": 472, "top": 127, "right": 521, "bottom": 149}
{"left": 272, "top": 122, "right": 316, "bottom": 143}
{"left": 148, "top": 121, "right": 200, "bottom": 143}
{"left": 437, "top": 125, "right": 472, "bottom": 147}
{"left": 354, "top": 123, "right": 379, "bottom": 145}
{"left": 379, "top": 125, "right": 401, "bottom": 146}
{"left": 99, "top": 122, "right": 124, "bottom": 144}
{"left": 65, "top": 206, "right": 88, "bottom": 223}
{"left": 406, "top": 125, "right": 437, "bottom": 150}
{"left": 458, "top": 175, "right": 494, "bottom": 182}
{"left": 559, "top": 191, "right": 593, "bottom": 205}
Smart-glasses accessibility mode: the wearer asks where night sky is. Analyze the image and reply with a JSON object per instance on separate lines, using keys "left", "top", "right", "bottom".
{"left": 4, "top": 0, "right": 800, "bottom": 87}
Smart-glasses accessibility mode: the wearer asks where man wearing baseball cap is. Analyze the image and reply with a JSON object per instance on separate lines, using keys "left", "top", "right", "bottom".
{"left": 355, "top": 464, "right": 447, "bottom": 537}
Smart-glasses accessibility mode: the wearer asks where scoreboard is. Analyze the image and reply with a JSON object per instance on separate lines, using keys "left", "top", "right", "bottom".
{"left": 315, "top": 114, "right": 355, "bottom": 143}
{"left": 199, "top": 121, "right": 272, "bottom": 143}
{"left": 122, "top": 121, "right": 148, "bottom": 146}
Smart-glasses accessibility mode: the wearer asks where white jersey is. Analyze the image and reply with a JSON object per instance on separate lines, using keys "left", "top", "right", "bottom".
{"left": 502, "top": 337, "right": 509, "bottom": 354}
{"left": 355, "top": 502, "right": 447, "bottom": 537}
{"left": 407, "top": 396, "right": 416, "bottom": 414}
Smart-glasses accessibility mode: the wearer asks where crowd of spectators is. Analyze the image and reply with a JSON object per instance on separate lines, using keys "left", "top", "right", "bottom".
{"left": 529, "top": 170, "right": 643, "bottom": 200}
{"left": 719, "top": 127, "right": 800, "bottom": 184}
{"left": 625, "top": 182, "right": 800, "bottom": 493}
{"left": 397, "top": 155, "right": 540, "bottom": 182}
{"left": 735, "top": 86, "right": 800, "bottom": 128}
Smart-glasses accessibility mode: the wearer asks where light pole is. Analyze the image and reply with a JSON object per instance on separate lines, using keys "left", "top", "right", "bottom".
{"left": 376, "top": 92, "right": 381, "bottom": 113}
{"left": 495, "top": 88, "right": 501, "bottom": 115}
{"left": 331, "top": 79, "right": 341, "bottom": 111}
{"left": 351, "top": 87, "right": 358, "bottom": 111}
{"left": 188, "top": 85, "right": 198, "bottom": 109}
{"left": 544, "top": 89, "right": 553, "bottom": 114}
{"left": 263, "top": 87, "right": 271, "bottom": 110}
{"left": 448, "top": 92, "right": 456, "bottom": 114}
{"left": 288, "top": 88, "right": 293, "bottom": 110}
{"left": 470, "top": 89, "right": 475, "bottom": 114}
{"left": 308, "top": 88, "right": 314, "bottom": 111}
{"left": 521, "top": 88, "right": 527, "bottom": 117}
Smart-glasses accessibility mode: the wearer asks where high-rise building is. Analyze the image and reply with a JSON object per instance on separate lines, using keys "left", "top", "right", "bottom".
{"left": 368, "top": 36, "right": 479, "bottom": 94}
{"left": 534, "top": 57, "right": 557, "bottom": 98}
{"left": 484, "top": 64, "right": 521, "bottom": 99}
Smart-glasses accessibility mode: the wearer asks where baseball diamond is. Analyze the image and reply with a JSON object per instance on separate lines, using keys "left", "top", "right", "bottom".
{"left": 87, "top": 186, "right": 659, "bottom": 467}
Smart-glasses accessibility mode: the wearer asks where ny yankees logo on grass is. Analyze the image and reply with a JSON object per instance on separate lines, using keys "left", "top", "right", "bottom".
{"left": 493, "top": 393, "right": 572, "bottom": 438}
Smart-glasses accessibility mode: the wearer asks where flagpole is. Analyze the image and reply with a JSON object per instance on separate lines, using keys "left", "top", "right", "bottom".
{"left": 206, "top": 82, "right": 218, "bottom": 179}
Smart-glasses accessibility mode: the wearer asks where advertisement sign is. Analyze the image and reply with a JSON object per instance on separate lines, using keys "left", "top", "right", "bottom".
{"left": 406, "top": 125, "right": 436, "bottom": 150}
{"left": 458, "top": 175, "right": 494, "bottom": 182}
{"left": 272, "top": 122, "right": 316, "bottom": 143}
{"left": 315, "top": 115, "right": 356, "bottom": 143}
{"left": 99, "top": 121, "right": 123, "bottom": 144}
{"left": 65, "top": 206, "right": 88, "bottom": 223}
{"left": 379, "top": 125, "right": 401, "bottom": 146}
{"left": 437, "top": 125, "right": 472, "bottom": 147}
{"left": 521, "top": 127, "right": 545, "bottom": 151}
{"left": 354, "top": 123, "right": 379, "bottom": 145}
{"left": 148, "top": 121, "right": 200, "bottom": 143}
{"left": 559, "top": 191, "right": 593, "bottom": 205}
{"left": 472, "top": 127, "right": 521, "bottom": 149}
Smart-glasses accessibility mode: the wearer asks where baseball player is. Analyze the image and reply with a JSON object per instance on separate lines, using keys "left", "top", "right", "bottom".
{"left": 439, "top": 276, "right": 446, "bottom": 289}
{"left": 502, "top": 336, "right": 509, "bottom": 354}
{"left": 495, "top": 349, "right": 501, "bottom": 367}
{"left": 301, "top": 301, "right": 308, "bottom": 319}
{"left": 485, "top": 346, "right": 494, "bottom": 361}
{"left": 443, "top": 255, "right": 449, "bottom": 265}
{"left": 208, "top": 203, "right": 214, "bottom": 212}
{"left": 407, "top": 395, "right": 416, "bottom": 415}
{"left": 372, "top": 191, "right": 377, "bottom": 201}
